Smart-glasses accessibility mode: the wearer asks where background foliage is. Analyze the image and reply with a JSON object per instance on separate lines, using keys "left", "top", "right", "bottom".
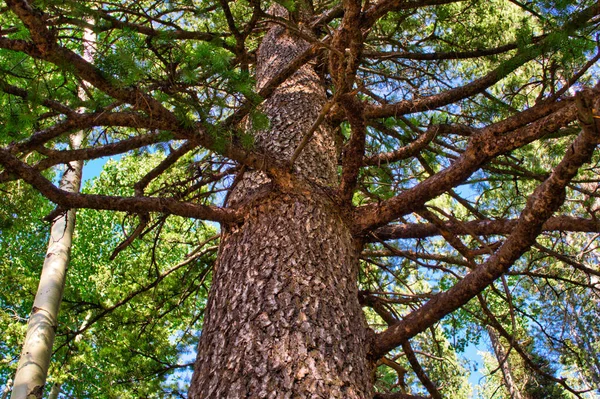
{"left": 1, "top": 0, "right": 599, "bottom": 397}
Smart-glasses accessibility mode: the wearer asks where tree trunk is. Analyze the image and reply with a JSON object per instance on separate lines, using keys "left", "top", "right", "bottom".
{"left": 487, "top": 326, "right": 524, "bottom": 399}
{"left": 12, "top": 24, "right": 93, "bottom": 398}
{"left": 1, "top": 379, "right": 11, "bottom": 399}
{"left": 188, "top": 8, "right": 374, "bottom": 398}
{"left": 11, "top": 135, "right": 83, "bottom": 399}
{"left": 46, "top": 383, "right": 60, "bottom": 399}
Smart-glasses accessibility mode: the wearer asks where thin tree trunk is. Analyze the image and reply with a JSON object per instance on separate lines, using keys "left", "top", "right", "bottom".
{"left": 12, "top": 26, "right": 93, "bottom": 399}
{"left": 487, "top": 326, "right": 524, "bottom": 399}
{"left": 11, "top": 135, "right": 83, "bottom": 399}
{"left": 46, "top": 384, "right": 60, "bottom": 399}
{"left": 188, "top": 6, "right": 374, "bottom": 398}
{"left": 1, "top": 379, "right": 12, "bottom": 399}
{"left": 43, "top": 312, "right": 91, "bottom": 399}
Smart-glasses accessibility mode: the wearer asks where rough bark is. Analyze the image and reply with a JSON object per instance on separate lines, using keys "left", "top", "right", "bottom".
{"left": 189, "top": 193, "right": 373, "bottom": 398}
{"left": 188, "top": 8, "right": 374, "bottom": 398}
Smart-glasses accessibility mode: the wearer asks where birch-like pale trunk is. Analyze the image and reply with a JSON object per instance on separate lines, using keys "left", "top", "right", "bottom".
{"left": 46, "top": 383, "right": 60, "bottom": 399}
{"left": 45, "top": 311, "right": 91, "bottom": 399}
{"left": 11, "top": 136, "right": 83, "bottom": 399}
{"left": 11, "top": 26, "right": 93, "bottom": 399}
{"left": 1, "top": 380, "right": 11, "bottom": 399}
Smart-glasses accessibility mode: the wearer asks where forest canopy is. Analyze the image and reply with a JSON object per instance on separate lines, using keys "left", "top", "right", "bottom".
{"left": 0, "top": 0, "right": 599, "bottom": 398}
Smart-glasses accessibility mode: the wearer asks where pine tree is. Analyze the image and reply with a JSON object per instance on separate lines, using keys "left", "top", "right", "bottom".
{"left": 1, "top": 0, "right": 599, "bottom": 397}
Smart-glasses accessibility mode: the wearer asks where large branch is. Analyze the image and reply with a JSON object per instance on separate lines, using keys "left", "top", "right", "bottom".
{"left": 0, "top": 72, "right": 297, "bottom": 188}
{"left": 0, "top": 132, "right": 168, "bottom": 184}
{"left": 363, "top": 61, "right": 513, "bottom": 119}
{"left": 9, "top": 111, "right": 170, "bottom": 154}
{"left": 365, "top": 124, "right": 438, "bottom": 165}
{"left": 5, "top": 0, "right": 179, "bottom": 124}
{"left": 338, "top": 94, "right": 367, "bottom": 202}
{"left": 0, "top": 110, "right": 185, "bottom": 184}
{"left": 4, "top": 0, "right": 254, "bottom": 169}
{"left": 93, "top": 10, "right": 227, "bottom": 43}
{"left": 370, "top": 91, "right": 600, "bottom": 359}
{"left": 1, "top": 1, "right": 325, "bottom": 187}
{"left": 354, "top": 89, "right": 592, "bottom": 234}
{"left": 361, "top": 4, "right": 599, "bottom": 120}
{"left": 134, "top": 141, "right": 198, "bottom": 196}
{"left": 362, "top": 37, "right": 543, "bottom": 61}
{"left": 402, "top": 341, "right": 442, "bottom": 399}
{"left": 0, "top": 148, "right": 240, "bottom": 224}
{"left": 368, "top": 216, "right": 600, "bottom": 241}
{"left": 38, "top": 133, "right": 167, "bottom": 169}
{"left": 329, "top": 0, "right": 363, "bottom": 93}
{"left": 361, "top": 0, "right": 465, "bottom": 29}
{"left": 0, "top": 79, "right": 75, "bottom": 115}
{"left": 0, "top": 78, "right": 290, "bottom": 183}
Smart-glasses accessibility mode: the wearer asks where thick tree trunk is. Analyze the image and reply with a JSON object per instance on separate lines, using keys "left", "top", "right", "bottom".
{"left": 188, "top": 9, "right": 374, "bottom": 399}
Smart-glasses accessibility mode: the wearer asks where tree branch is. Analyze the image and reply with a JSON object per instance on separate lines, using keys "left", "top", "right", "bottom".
{"left": 402, "top": 341, "right": 442, "bottom": 399}
{"left": 9, "top": 112, "right": 170, "bottom": 155}
{"left": 371, "top": 90, "right": 600, "bottom": 358}
{"left": 361, "top": 0, "right": 465, "bottom": 29}
{"left": 360, "top": 4, "right": 599, "bottom": 120}
{"left": 368, "top": 216, "right": 600, "bottom": 241}
{"left": 362, "top": 37, "right": 543, "bottom": 61}
{"left": 365, "top": 125, "right": 438, "bottom": 165}
{"left": 0, "top": 148, "right": 240, "bottom": 223}
{"left": 354, "top": 89, "right": 589, "bottom": 234}
{"left": 134, "top": 141, "right": 198, "bottom": 196}
{"left": 338, "top": 94, "right": 367, "bottom": 203}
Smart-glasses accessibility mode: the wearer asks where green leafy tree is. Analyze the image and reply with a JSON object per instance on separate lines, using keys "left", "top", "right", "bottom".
{"left": 3, "top": 152, "right": 217, "bottom": 398}
{"left": 1, "top": 0, "right": 600, "bottom": 398}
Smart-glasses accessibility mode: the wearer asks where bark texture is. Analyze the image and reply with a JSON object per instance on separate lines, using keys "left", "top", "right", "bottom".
{"left": 190, "top": 193, "right": 373, "bottom": 398}
{"left": 189, "top": 8, "right": 374, "bottom": 398}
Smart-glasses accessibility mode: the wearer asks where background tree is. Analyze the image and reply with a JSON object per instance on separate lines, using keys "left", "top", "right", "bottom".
{"left": 10, "top": 24, "right": 94, "bottom": 398}
{"left": 1, "top": 0, "right": 599, "bottom": 398}
{"left": 2, "top": 153, "right": 217, "bottom": 398}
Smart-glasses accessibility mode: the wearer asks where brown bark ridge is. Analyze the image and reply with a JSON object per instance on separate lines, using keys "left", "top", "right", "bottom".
{"left": 188, "top": 6, "right": 374, "bottom": 398}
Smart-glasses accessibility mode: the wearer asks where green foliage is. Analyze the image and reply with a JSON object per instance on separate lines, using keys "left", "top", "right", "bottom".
{"left": 1, "top": 154, "right": 217, "bottom": 398}
{"left": 1, "top": 0, "right": 599, "bottom": 397}
{"left": 0, "top": 182, "right": 54, "bottom": 382}
{"left": 275, "top": 0, "right": 297, "bottom": 13}
{"left": 524, "top": 352, "right": 570, "bottom": 399}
